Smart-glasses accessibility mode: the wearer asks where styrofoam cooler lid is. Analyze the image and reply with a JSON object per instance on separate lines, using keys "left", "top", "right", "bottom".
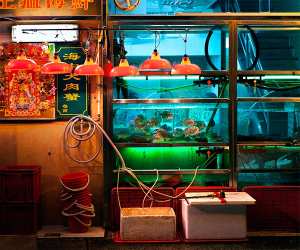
{"left": 185, "top": 192, "right": 256, "bottom": 205}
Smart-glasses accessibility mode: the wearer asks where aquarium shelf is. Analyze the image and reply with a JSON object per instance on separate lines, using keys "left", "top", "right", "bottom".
{"left": 237, "top": 97, "right": 300, "bottom": 102}
{"left": 116, "top": 143, "right": 229, "bottom": 148}
{"left": 238, "top": 70, "right": 300, "bottom": 76}
{"left": 237, "top": 168, "right": 300, "bottom": 173}
{"left": 113, "top": 169, "right": 231, "bottom": 175}
{"left": 112, "top": 98, "right": 230, "bottom": 104}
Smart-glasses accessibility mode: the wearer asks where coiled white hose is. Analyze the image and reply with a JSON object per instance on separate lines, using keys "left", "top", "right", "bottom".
{"left": 64, "top": 115, "right": 217, "bottom": 209}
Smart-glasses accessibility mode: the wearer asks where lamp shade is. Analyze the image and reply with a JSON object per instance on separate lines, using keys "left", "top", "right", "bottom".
{"left": 74, "top": 56, "right": 104, "bottom": 76}
{"left": 139, "top": 50, "right": 172, "bottom": 75}
{"left": 110, "top": 58, "right": 138, "bottom": 77}
{"left": 5, "top": 51, "right": 38, "bottom": 73}
{"left": 172, "top": 55, "right": 201, "bottom": 75}
{"left": 41, "top": 53, "right": 73, "bottom": 75}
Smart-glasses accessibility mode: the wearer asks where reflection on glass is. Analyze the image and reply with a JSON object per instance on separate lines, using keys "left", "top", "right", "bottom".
{"left": 113, "top": 76, "right": 228, "bottom": 99}
{"left": 113, "top": 29, "right": 228, "bottom": 71}
{"left": 238, "top": 146, "right": 300, "bottom": 170}
{"left": 113, "top": 103, "right": 229, "bottom": 143}
{"left": 238, "top": 26, "right": 300, "bottom": 71}
{"left": 238, "top": 172, "right": 300, "bottom": 188}
{"left": 238, "top": 102, "right": 300, "bottom": 141}
{"left": 109, "top": 0, "right": 300, "bottom": 15}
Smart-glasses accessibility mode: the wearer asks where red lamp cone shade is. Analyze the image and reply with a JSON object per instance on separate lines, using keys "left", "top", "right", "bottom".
{"left": 41, "top": 53, "right": 73, "bottom": 75}
{"left": 110, "top": 58, "right": 138, "bottom": 77}
{"left": 5, "top": 50, "right": 38, "bottom": 73}
{"left": 139, "top": 49, "right": 172, "bottom": 75}
{"left": 74, "top": 56, "right": 104, "bottom": 76}
{"left": 172, "top": 55, "right": 201, "bottom": 75}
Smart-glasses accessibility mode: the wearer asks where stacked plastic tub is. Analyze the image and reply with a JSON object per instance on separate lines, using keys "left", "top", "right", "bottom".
{"left": 60, "top": 171, "right": 95, "bottom": 233}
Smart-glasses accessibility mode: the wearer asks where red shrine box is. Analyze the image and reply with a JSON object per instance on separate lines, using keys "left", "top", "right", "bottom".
{"left": 0, "top": 165, "right": 41, "bottom": 203}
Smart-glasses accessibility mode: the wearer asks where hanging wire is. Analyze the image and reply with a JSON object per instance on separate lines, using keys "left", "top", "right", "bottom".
{"left": 154, "top": 31, "right": 160, "bottom": 50}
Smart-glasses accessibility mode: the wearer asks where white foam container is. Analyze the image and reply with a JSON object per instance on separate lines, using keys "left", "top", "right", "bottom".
{"left": 120, "top": 207, "right": 176, "bottom": 241}
{"left": 182, "top": 192, "right": 255, "bottom": 240}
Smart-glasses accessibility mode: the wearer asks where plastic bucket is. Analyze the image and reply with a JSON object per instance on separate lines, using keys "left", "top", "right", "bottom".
{"left": 68, "top": 216, "right": 91, "bottom": 233}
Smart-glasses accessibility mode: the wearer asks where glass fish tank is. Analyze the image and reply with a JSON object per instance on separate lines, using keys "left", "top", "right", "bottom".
{"left": 237, "top": 102, "right": 300, "bottom": 141}
{"left": 237, "top": 75, "right": 300, "bottom": 98}
{"left": 115, "top": 147, "right": 230, "bottom": 186}
{"left": 113, "top": 29, "right": 229, "bottom": 71}
{"left": 113, "top": 76, "right": 228, "bottom": 99}
{"left": 238, "top": 172, "right": 300, "bottom": 189}
{"left": 238, "top": 26, "right": 300, "bottom": 71}
{"left": 238, "top": 146, "right": 300, "bottom": 170}
{"left": 113, "top": 102, "right": 229, "bottom": 144}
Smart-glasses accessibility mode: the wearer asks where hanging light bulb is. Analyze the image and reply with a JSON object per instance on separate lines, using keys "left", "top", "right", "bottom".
{"left": 139, "top": 32, "right": 172, "bottom": 75}
{"left": 110, "top": 32, "right": 138, "bottom": 77}
{"left": 139, "top": 49, "right": 172, "bottom": 76}
{"left": 110, "top": 57, "right": 138, "bottom": 77}
{"left": 41, "top": 52, "right": 72, "bottom": 75}
{"left": 5, "top": 49, "right": 38, "bottom": 73}
{"left": 171, "top": 31, "right": 201, "bottom": 75}
{"left": 74, "top": 55, "right": 104, "bottom": 76}
{"left": 172, "top": 54, "right": 201, "bottom": 75}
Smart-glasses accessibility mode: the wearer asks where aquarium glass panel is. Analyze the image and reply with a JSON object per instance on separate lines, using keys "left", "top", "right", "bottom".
{"left": 113, "top": 28, "right": 229, "bottom": 71}
{"left": 113, "top": 102, "right": 229, "bottom": 143}
{"left": 113, "top": 76, "right": 228, "bottom": 99}
{"left": 237, "top": 75, "right": 300, "bottom": 98}
{"left": 238, "top": 146, "right": 300, "bottom": 170}
{"left": 238, "top": 172, "right": 300, "bottom": 189}
{"left": 109, "top": 0, "right": 222, "bottom": 16}
{"left": 119, "top": 146, "right": 229, "bottom": 170}
{"left": 109, "top": 0, "right": 300, "bottom": 15}
{"left": 237, "top": 102, "right": 300, "bottom": 141}
{"left": 238, "top": 26, "right": 300, "bottom": 71}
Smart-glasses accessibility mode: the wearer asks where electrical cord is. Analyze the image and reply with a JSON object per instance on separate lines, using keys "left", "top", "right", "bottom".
{"left": 64, "top": 115, "right": 219, "bottom": 210}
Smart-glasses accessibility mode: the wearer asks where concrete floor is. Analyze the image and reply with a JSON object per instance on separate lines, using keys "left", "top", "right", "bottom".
{"left": 1, "top": 236, "right": 299, "bottom": 250}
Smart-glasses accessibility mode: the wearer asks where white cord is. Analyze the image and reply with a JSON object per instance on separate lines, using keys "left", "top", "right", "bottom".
{"left": 64, "top": 115, "right": 217, "bottom": 210}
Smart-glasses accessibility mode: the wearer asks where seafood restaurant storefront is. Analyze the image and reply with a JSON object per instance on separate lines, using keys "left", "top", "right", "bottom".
{"left": 0, "top": 0, "right": 299, "bottom": 248}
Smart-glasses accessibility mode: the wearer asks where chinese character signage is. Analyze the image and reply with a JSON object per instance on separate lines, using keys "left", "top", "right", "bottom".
{"left": 0, "top": 0, "right": 100, "bottom": 16}
{"left": 56, "top": 46, "right": 89, "bottom": 118}
{"left": 0, "top": 43, "right": 56, "bottom": 120}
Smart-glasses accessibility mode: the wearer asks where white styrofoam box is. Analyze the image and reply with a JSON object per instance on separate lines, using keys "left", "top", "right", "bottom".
{"left": 120, "top": 207, "right": 176, "bottom": 241}
{"left": 182, "top": 192, "right": 256, "bottom": 240}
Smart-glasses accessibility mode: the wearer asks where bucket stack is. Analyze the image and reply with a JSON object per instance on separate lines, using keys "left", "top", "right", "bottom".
{"left": 60, "top": 171, "right": 95, "bottom": 233}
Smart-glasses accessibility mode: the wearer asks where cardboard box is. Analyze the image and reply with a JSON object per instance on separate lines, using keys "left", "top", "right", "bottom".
{"left": 120, "top": 207, "right": 176, "bottom": 241}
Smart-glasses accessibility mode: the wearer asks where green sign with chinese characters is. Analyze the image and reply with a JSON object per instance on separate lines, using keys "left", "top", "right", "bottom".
{"left": 56, "top": 46, "right": 89, "bottom": 118}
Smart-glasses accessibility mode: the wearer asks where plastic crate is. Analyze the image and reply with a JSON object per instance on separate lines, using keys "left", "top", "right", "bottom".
{"left": 175, "top": 186, "right": 237, "bottom": 233}
{"left": 110, "top": 187, "right": 175, "bottom": 230}
{"left": 0, "top": 165, "right": 41, "bottom": 203}
{"left": 243, "top": 186, "right": 300, "bottom": 231}
{"left": 0, "top": 203, "right": 40, "bottom": 234}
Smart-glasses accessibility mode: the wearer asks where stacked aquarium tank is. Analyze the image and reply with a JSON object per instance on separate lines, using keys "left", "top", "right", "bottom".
{"left": 110, "top": 27, "right": 231, "bottom": 186}
{"left": 106, "top": 23, "right": 300, "bottom": 189}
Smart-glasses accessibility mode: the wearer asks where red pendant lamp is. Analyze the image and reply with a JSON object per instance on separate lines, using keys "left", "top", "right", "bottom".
{"left": 172, "top": 54, "right": 201, "bottom": 75}
{"left": 41, "top": 53, "right": 73, "bottom": 75}
{"left": 5, "top": 50, "right": 38, "bottom": 73}
{"left": 139, "top": 49, "right": 172, "bottom": 75}
{"left": 74, "top": 55, "right": 104, "bottom": 76}
{"left": 110, "top": 57, "right": 138, "bottom": 77}
{"left": 171, "top": 32, "right": 201, "bottom": 75}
